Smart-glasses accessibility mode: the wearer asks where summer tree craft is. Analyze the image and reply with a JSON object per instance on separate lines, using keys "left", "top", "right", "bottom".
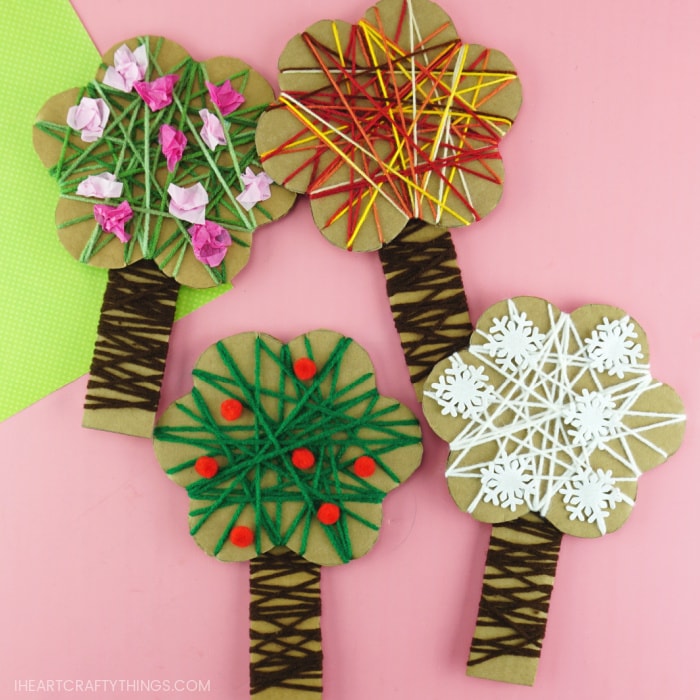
{"left": 33, "top": 37, "right": 294, "bottom": 437}
{"left": 422, "top": 296, "right": 686, "bottom": 686}
{"left": 256, "top": 0, "right": 521, "bottom": 399}
{"left": 154, "top": 330, "right": 422, "bottom": 698}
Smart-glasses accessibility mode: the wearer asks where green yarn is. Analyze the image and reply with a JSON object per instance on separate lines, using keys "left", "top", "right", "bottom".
{"left": 154, "top": 334, "right": 421, "bottom": 563}
{"left": 34, "top": 36, "right": 272, "bottom": 284}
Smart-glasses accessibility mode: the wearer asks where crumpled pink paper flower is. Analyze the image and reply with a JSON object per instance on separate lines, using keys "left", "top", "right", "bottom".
{"left": 205, "top": 80, "right": 245, "bottom": 116}
{"left": 77, "top": 172, "right": 124, "bottom": 199}
{"left": 168, "top": 182, "right": 209, "bottom": 224}
{"left": 236, "top": 167, "right": 274, "bottom": 211}
{"left": 134, "top": 74, "right": 179, "bottom": 111}
{"left": 66, "top": 97, "right": 110, "bottom": 142}
{"left": 158, "top": 124, "right": 187, "bottom": 172}
{"left": 188, "top": 220, "right": 232, "bottom": 267}
{"left": 94, "top": 201, "right": 133, "bottom": 242}
{"left": 103, "top": 43, "right": 148, "bottom": 93}
{"left": 199, "top": 109, "right": 227, "bottom": 150}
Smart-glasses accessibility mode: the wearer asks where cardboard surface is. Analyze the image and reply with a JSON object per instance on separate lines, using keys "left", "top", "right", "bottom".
{"left": 80, "top": 261, "right": 179, "bottom": 437}
{"left": 249, "top": 550, "right": 323, "bottom": 699}
{"left": 424, "top": 296, "right": 686, "bottom": 538}
{"left": 256, "top": 0, "right": 521, "bottom": 251}
{"left": 379, "top": 221, "right": 473, "bottom": 399}
{"left": 33, "top": 36, "right": 295, "bottom": 289}
{"left": 154, "top": 330, "right": 423, "bottom": 567}
{"left": 467, "top": 512, "right": 562, "bottom": 686}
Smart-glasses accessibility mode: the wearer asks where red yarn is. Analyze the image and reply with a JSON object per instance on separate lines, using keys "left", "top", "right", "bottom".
{"left": 293, "top": 357, "right": 317, "bottom": 381}
{"left": 353, "top": 455, "right": 376, "bottom": 477}
{"left": 291, "top": 447, "right": 315, "bottom": 470}
{"left": 317, "top": 503, "right": 340, "bottom": 525}
{"left": 221, "top": 398, "right": 244, "bottom": 421}
{"left": 195, "top": 456, "right": 219, "bottom": 478}
{"left": 230, "top": 525, "right": 254, "bottom": 548}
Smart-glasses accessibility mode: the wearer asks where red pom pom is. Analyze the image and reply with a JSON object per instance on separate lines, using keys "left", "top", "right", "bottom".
{"left": 353, "top": 455, "right": 376, "bottom": 477}
{"left": 317, "top": 503, "right": 340, "bottom": 525}
{"left": 195, "top": 456, "right": 219, "bottom": 479}
{"left": 293, "top": 357, "right": 317, "bottom": 381}
{"left": 291, "top": 447, "right": 315, "bottom": 470}
{"left": 221, "top": 398, "right": 243, "bottom": 421}
{"left": 230, "top": 525, "right": 254, "bottom": 548}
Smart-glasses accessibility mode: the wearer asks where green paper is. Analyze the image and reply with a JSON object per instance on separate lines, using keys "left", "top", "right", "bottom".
{"left": 0, "top": 2, "right": 226, "bottom": 422}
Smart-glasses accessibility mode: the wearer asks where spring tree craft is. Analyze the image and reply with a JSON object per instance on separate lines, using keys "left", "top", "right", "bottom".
{"left": 255, "top": 0, "right": 522, "bottom": 399}
{"left": 33, "top": 37, "right": 295, "bottom": 437}
{"left": 422, "top": 297, "right": 685, "bottom": 686}
{"left": 154, "top": 330, "right": 422, "bottom": 698}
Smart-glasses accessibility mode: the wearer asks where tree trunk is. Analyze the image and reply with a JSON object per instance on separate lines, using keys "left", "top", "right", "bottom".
{"left": 378, "top": 220, "right": 473, "bottom": 401}
{"left": 467, "top": 512, "right": 563, "bottom": 686}
{"left": 82, "top": 259, "right": 179, "bottom": 437}
{"left": 249, "top": 549, "right": 323, "bottom": 698}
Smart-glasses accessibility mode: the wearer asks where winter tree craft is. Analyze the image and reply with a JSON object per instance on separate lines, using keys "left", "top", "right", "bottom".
{"left": 422, "top": 296, "right": 686, "bottom": 685}
{"left": 255, "top": 0, "right": 521, "bottom": 400}
{"left": 154, "top": 330, "right": 422, "bottom": 698}
{"left": 33, "top": 37, "right": 294, "bottom": 437}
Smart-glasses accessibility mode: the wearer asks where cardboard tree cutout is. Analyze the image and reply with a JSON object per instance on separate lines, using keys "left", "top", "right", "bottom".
{"left": 154, "top": 330, "right": 422, "bottom": 698}
{"left": 255, "top": 0, "right": 521, "bottom": 399}
{"left": 423, "top": 297, "right": 686, "bottom": 685}
{"left": 33, "top": 37, "right": 295, "bottom": 437}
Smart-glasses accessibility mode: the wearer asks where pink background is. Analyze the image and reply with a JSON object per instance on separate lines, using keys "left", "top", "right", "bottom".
{"left": 3, "top": 0, "right": 699, "bottom": 698}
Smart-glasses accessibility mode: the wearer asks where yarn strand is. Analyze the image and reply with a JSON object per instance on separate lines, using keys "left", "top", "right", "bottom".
{"left": 249, "top": 550, "right": 323, "bottom": 696}
{"left": 467, "top": 512, "right": 563, "bottom": 685}
{"left": 378, "top": 220, "right": 473, "bottom": 399}
{"left": 83, "top": 259, "right": 178, "bottom": 434}
{"left": 260, "top": 3, "right": 519, "bottom": 250}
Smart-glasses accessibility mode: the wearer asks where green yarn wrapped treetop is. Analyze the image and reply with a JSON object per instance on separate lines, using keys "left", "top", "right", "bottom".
{"left": 154, "top": 330, "right": 423, "bottom": 698}
{"left": 33, "top": 36, "right": 294, "bottom": 437}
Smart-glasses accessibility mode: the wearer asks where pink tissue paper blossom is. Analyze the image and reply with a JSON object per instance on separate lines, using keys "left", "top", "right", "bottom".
{"left": 188, "top": 220, "right": 232, "bottom": 267}
{"left": 168, "top": 182, "right": 209, "bottom": 224}
{"left": 76, "top": 172, "right": 124, "bottom": 199}
{"left": 66, "top": 97, "right": 110, "bottom": 142}
{"left": 159, "top": 124, "right": 187, "bottom": 172}
{"left": 205, "top": 80, "right": 245, "bottom": 116}
{"left": 103, "top": 43, "right": 148, "bottom": 93}
{"left": 236, "top": 167, "right": 274, "bottom": 211}
{"left": 134, "top": 74, "right": 179, "bottom": 111}
{"left": 94, "top": 201, "right": 133, "bottom": 243}
{"left": 199, "top": 109, "right": 227, "bottom": 150}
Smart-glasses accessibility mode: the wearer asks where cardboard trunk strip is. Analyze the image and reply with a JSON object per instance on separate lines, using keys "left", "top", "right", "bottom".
{"left": 378, "top": 220, "right": 473, "bottom": 400}
{"left": 467, "top": 512, "right": 563, "bottom": 686}
{"left": 83, "top": 259, "right": 178, "bottom": 437}
{"left": 250, "top": 549, "right": 323, "bottom": 698}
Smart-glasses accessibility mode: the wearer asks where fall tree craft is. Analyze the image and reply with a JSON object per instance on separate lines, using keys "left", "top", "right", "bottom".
{"left": 154, "top": 330, "right": 422, "bottom": 698}
{"left": 422, "top": 297, "right": 686, "bottom": 686}
{"left": 256, "top": 0, "right": 521, "bottom": 399}
{"left": 33, "top": 37, "right": 295, "bottom": 437}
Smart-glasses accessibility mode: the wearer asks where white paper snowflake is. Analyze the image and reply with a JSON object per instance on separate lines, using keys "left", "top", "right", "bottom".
{"left": 559, "top": 468, "right": 627, "bottom": 534}
{"left": 585, "top": 316, "right": 644, "bottom": 378}
{"left": 563, "top": 389, "right": 620, "bottom": 450}
{"left": 426, "top": 297, "right": 686, "bottom": 537}
{"left": 425, "top": 354, "right": 493, "bottom": 419}
{"left": 482, "top": 301, "right": 546, "bottom": 371}
{"left": 480, "top": 456, "right": 535, "bottom": 511}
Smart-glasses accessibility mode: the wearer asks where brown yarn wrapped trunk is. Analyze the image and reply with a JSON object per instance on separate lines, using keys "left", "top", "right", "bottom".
{"left": 468, "top": 512, "right": 563, "bottom": 686}
{"left": 82, "top": 259, "right": 179, "bottom": 437}
{"left": 249, "top": 549, "right": 323, "bottom": 698}
{"left": 378, "top": 220, "right": 473, "bottom": 401}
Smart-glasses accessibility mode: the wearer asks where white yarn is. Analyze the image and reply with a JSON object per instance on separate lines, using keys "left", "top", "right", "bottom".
{"left": 427, "top": 299, "right": 685, "bottom": 535}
